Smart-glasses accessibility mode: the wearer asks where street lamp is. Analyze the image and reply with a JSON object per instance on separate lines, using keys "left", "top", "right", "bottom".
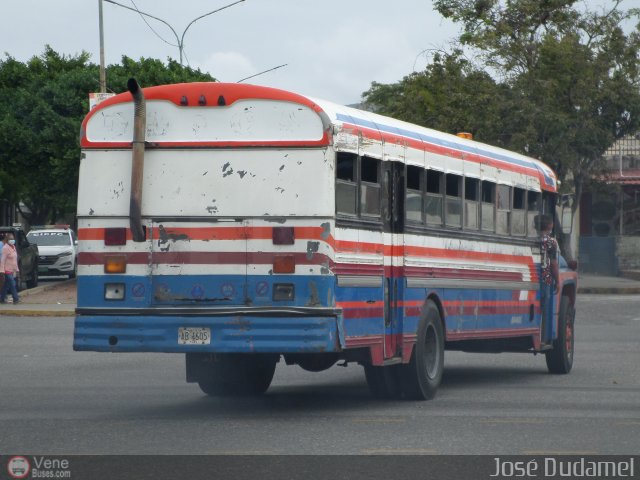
{"left": 103, "top": 0, "right": 246, "bottom": 65}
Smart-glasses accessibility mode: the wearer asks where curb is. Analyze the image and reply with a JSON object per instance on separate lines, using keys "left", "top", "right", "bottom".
{"left": 0, "top": 309, "right": 75, "bottom": 317}
{"left": 620, "top": 271, "right": 640, "bottom": 282}
{"left": 578, "top": 287, "right": 640, "bottom": 295}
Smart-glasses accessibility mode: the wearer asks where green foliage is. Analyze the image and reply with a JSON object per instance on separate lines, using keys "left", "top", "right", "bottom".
{"left": 365, "top": 0, "right": 640, "bottom": 209}
{"left": 363, "top": 52, "right": 510, "bottom": 146}
{"left": 0, "top": 46, "right": 214, "bottom": 225}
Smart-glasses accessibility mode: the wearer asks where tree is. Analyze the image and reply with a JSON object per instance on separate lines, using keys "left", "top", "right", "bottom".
{"left": 363, "top": 1, "right": 640, "bottom": 258}
{"left": 363, "top": 51, "right": 510, "bottom": 145}
{"left": 433, "top": 0, "right": 640, "bottom": 256}
{"left": 0, "top": 46, "right": 214, "bottom": 225}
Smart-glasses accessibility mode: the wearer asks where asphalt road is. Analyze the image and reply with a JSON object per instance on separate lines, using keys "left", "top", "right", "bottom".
{"left": 0, "top": 294, "right": 638, "bottom": 455}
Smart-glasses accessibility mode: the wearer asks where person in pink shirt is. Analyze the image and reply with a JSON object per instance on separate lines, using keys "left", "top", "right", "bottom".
{"left": 0, "top": 232, "right": 20, "bottom": 304}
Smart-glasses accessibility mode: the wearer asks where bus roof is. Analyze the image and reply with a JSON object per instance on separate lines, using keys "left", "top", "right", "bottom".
{"left": 81, "top": 82, "right": 557, "bottom": 192}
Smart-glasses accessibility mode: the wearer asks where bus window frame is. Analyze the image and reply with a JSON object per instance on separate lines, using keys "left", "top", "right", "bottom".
{"left": 335, "top": 151, "right": 383, "bottom": 225}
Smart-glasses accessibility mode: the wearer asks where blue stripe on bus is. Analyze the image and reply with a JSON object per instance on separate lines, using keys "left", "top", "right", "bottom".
{"left": 74, "top": 314, "right": 341, "bottom": 353}
{"left": 76, "top": 275, "right": 542, "bottom": 352}
{"left": 77, "top": 274, "right": 336, "bottom": 309}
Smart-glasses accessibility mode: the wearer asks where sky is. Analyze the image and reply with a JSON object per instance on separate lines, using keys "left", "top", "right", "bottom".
{"left": 0, "top": 0, "right": 460, "bottom": 104}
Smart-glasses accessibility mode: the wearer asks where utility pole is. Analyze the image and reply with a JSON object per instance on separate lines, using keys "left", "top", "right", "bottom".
{"left": 98, "top": 0, "right": 106, "bottom": 93}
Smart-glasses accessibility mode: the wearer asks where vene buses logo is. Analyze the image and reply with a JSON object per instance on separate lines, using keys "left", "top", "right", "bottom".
{"left": 7, "top": 456, "right": 30, "bottom": 479}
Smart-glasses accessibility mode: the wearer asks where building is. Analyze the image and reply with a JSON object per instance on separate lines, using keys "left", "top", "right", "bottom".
{"left": 579, "top": 134, "right": 640, "bottom": 275}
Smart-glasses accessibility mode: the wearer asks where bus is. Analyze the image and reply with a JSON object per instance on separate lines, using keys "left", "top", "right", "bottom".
{"left": 74, "top": 79, "right": 578, "bottom": 400}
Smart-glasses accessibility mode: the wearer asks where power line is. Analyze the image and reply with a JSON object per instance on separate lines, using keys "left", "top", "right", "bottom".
{"left": 128, "top": 0, "right": 177, "bottom": 47}
{"left": 237, "top": 64, "right": 288, "bottom": 83}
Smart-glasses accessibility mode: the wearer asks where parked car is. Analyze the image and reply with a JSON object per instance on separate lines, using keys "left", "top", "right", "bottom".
{"left": 0, "top": 225, "right": 39, "bottom": 290}
{"left": 27, "top": 225, "right": 78, "bottom": 278}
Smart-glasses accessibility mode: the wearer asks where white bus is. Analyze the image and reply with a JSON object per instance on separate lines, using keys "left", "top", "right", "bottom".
{"left": 74, "top": 80, "right": 577, "bottom": 399}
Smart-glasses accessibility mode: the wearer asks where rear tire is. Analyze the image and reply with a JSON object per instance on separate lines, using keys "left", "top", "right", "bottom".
{"left": 400, "top": 300, "right": 445, "bottom": 400}
{"left": 545, "top": 295, "right": 574, "bottom": 374}
{"left": 197, "top": 354, "right": 277, "bottom": 396}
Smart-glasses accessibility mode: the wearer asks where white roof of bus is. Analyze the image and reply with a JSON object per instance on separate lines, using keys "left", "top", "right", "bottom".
{"left": 309, "top": 97, "right": 557, "bottom": 190}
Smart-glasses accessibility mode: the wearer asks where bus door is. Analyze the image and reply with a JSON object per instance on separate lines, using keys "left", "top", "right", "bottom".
{"left": 382, "top": 162, "right": 404, "bottom": 358}
{"left": 150, "top": 220, "right": 247, "bottom": 306}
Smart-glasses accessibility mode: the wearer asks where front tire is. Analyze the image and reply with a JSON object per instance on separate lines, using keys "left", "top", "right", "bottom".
{"left": 545, "top": 295, "right": 575, "bottom": 374}
{"left": 69, "top": 262, "right": 77, "bottom": 279}
{"left": 400, "top": 300, "right": 445, "bottom": 400}
{"left": 197, "top": 354, "right": 277, "bottom": 396}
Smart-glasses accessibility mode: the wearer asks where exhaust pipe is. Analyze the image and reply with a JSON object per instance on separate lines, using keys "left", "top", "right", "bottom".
{"left": 127, "top": 78, "right": 146, "bottom": 242}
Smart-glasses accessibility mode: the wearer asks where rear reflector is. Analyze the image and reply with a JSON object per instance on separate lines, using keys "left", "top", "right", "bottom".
{"left": 104, "top": 255, "right": 127, "bottom": 274}
{"left": 273, "top": 255, "right": 295, "bottom": 274}
{"left": 105, "top": 228, "right": 127, "bottom": 245}
{"left": 272, "top": 226, "right": 294, "bottom": 245}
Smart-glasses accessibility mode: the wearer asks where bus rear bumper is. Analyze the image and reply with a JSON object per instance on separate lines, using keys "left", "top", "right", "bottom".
{"left": 73, "top": 314, "right": 344, "bottom": 354}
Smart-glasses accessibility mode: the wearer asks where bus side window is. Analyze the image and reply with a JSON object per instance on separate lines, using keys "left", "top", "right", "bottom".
{"left": 336, "top": 152, "right": 357, "bottom": 216}
{"left": 464, "top": 177, "right": 479, "bottom": 230}
{"left": 512, "top": 188, "right": 526, "bottom": 236}
{"left": 496, "top": 184, "right": 511, "bottom": 235}
{"left": 481, "top": 181, "right": 496, "bottom": 232}
{"left": 527, "top": 191, "right": 541, "bottom": 237}
{"left": 426, "top": 170, "right": 443, "bottom": 226}
{"left": 360, "top": 156, "right": 381, "bottom": 217}
{"left": 406, "top": 165, "right": 424, "bottom": 224}
{"left": 445, "top": 174, "right": 462, "bottom": 228}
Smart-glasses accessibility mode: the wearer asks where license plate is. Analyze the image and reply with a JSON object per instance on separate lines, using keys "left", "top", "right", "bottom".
{"left": 178, "top": 327, "right": 211, "bottom": 345}
{"left": 38, "top": 266, "right": 49, "bottom": 273}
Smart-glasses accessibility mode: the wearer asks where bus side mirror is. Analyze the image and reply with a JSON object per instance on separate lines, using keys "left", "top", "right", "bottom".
{"left": 557, "top": 194, "right": 574, "bottom": 234}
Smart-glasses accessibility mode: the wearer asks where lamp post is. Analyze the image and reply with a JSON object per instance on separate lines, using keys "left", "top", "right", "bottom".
{"left": 102, "top": 0, "right": 246, "bottom": 65}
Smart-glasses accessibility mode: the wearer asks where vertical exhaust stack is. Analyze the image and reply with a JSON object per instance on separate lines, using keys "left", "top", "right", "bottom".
{"left": 127, "top": 78, "right": 146, "bottom": 242}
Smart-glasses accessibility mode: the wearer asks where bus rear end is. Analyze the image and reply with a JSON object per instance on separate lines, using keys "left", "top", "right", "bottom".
{"left": 74, "top": 82, "right": 342, "bottom": 395}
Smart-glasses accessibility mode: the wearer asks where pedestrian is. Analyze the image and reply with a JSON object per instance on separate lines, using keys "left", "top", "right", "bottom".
{"left": 534, "top": 214, "right": 559, "bottom": 343}
{"left": 0, "top": 232, "right": 20, "bottom": 304}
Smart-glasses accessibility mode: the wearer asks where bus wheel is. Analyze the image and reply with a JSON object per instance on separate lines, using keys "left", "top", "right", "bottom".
{"left": 545, "top": 295, "right": 574, "bottom": 374}
{"left": 198, "top": 354, "right": 277, "bottom": 396}
{"left": 364, "top": 365, "right": 402, "bottom": 399}
{"left": 400, "top": 300, "right": 444, "bottom": 400}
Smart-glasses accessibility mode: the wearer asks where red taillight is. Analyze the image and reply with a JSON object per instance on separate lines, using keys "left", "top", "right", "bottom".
{"left": 272, "top": 227, "right": 294, "bottom": 245}
{"left": 105, "top": 228, "right": 127, "bottom": 246}
{"left": 273, "top": 255, "right": 295, "bottom": 274}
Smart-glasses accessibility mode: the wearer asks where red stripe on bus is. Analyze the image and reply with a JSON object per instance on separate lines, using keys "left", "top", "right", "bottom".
{"left": 78, "top": 251, "right": 333, "bottom": 266}
{"left": 335, "top": 241, "right": 534, "bottom": 265}
{"left": 446, "top": 327, "right": 539, "bottom": 341}
{"left": 78, "top": 226, "right": 335, "bottom": 244}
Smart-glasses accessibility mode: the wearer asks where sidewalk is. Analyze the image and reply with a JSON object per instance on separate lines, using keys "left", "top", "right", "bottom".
{"left": 1, "top": 274, "right": 639, "bottom": 318}
{"left": 0, "top": 278, "right": 77, "bottom": 317}
{"left": 578, "top": 273, "right": 640, "bottom": 294}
